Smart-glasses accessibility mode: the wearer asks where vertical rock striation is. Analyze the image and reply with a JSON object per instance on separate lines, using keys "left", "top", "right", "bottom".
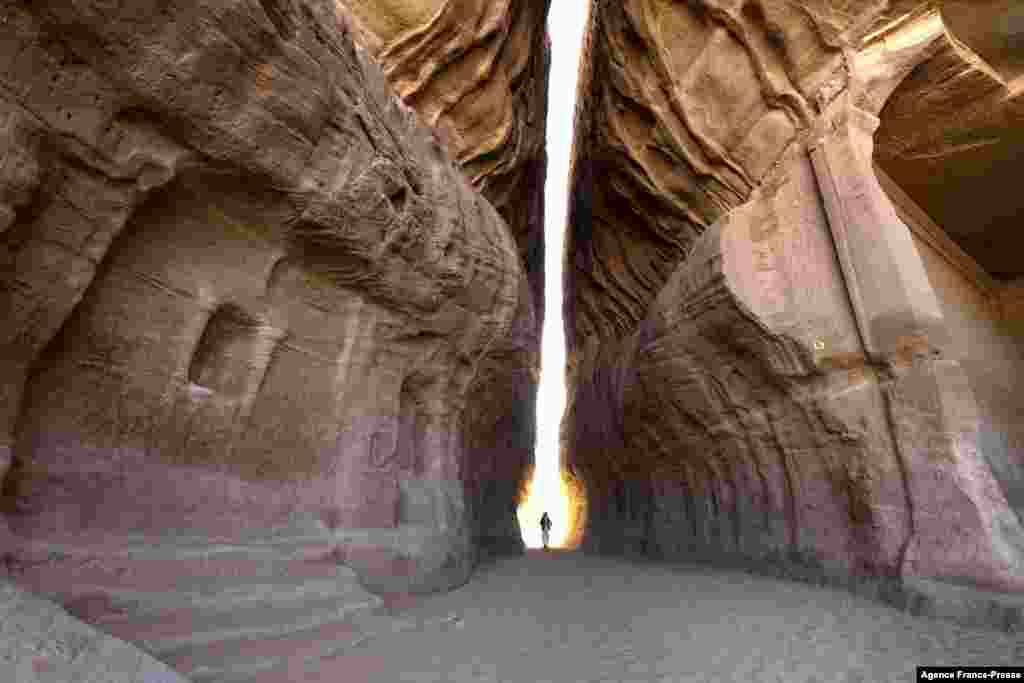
{"left": 565, "top": 0, "right": 1024, "bottom": 620}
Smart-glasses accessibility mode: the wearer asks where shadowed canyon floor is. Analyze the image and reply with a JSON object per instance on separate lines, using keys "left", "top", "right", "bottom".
{"left": 264, "top": 551, "right": 1022, "bottom": 683}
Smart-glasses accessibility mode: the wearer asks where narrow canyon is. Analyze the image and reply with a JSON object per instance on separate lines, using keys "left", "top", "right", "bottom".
{"left": 1, "top": 1, "right": 1022, "bottom": 681}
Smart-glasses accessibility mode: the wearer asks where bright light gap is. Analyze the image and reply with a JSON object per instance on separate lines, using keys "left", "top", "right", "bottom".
{"left": 516, "top": 3, "right": 589, "bottom": 550}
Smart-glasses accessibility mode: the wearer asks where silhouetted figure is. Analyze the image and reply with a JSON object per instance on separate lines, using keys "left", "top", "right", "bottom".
{"left": 540, "top": 512, "right": 552, "bottom": 550}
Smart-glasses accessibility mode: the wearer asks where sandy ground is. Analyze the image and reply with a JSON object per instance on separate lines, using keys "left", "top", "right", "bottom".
{"left": 312, "top": 550, "right": 1022, "bottom": 683}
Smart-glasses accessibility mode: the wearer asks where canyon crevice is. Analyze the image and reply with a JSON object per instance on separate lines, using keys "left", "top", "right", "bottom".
{"left": 1, "top": 0, "right": 1023, "bottom": 680}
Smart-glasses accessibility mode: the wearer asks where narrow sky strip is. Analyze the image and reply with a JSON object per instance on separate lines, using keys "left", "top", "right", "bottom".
{"left": 517, "top": 2, "right": 589, "bottom": 549}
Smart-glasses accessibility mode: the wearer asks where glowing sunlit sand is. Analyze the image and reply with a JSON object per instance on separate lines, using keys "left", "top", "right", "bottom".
{"left": 516, "top": 465, "right": 584, "bottom": 549}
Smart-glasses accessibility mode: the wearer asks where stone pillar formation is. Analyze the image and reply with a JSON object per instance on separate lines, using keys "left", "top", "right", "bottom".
{"left": 810, "top": 93, "right": 1024, "bottom": 591}
{"left": 809, "top": 96, "right": 948, "bottom": 363}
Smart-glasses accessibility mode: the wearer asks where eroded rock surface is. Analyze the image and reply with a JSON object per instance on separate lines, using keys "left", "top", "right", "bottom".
{"left": 0, "top": 0, "right": 530, "bottom": 676}
{"left": 872, "top": 21, "right": 1024, "bottom": 525}
{"left": 566, "top": 0, "right": 892, "bottom": 353}
{"left": 1, "top": 579, "right": 189, "bottom": 683}
{"left": 337, "top": 0, "right": 551, "bottom": 557}
{"left": 565, "top": 0, "right": 1024, "bottom": 617}
{"left": 938, "top": 0, "right": 1024, "bottom": 93}
{"left": 339, "top": 0, "right": 550, "bottom": 286}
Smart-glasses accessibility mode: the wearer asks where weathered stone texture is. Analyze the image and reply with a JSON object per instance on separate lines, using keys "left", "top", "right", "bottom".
{"left": 566, "top": 0, "right": 896, "bottom": 360}
{"left": 337, "top": 0, "right": 551, "bottom": 557}
{"left": 460, "top": 274, "right": 539, "bottom": 556}
{"left": 339, "top": 0, "right": 550, "bottom": 305}
{"left": 909, "top": 220, "right": 1024, "bottom": 520}
{"left": 869, "top": 14, "right": 1024, "bottom": 522}
{"left": 1, "top": 579, "right": 189, "bottom": 683}
{"left": 874, "top": 36, "right": 1024, "bottom": 284}
{"left": 0, "top": 0, "right": 529, "bottom": 674}
{"left": 938, "top": 0, "right": 1024, "bottom": 92}
{"left": 566, "top": 1, "right": 1024, "bottom": 612}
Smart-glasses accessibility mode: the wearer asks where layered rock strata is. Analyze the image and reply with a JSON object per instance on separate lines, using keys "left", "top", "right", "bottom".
{"left": 337, "top": 0, "right": 551, "bottom": 555}
{"left": 565, "top": 0, "right": 1024, "bottom": 616}
{"left": 0, "top": 0, "right": 527, "bottom": 676}
{"left": 340, "top": 0, "right": 550, "bottom": 292}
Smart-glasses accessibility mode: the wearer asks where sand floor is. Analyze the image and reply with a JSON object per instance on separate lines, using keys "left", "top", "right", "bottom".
{"left": 298, "top": 550, "right": 1023, "bottom": 683}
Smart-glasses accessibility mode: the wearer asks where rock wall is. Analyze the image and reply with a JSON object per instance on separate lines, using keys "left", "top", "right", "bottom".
{"left": 337, "top": 0, "right": 551, "bottom": 556}
{"left": 938, "top": 0, "right": 1024, "bottom": 93}
{"left": 908, "top": 230, "right": 1024, "bottom": 518}
{"left": 339, "top": 0, "right": 550, "bottom": 285}
{"left": 1, "top": 578, "right": 189, "bottom": 683}
{"left": 565, "top": 0, "right": 1024, "bottom": 610}
{"left": 873, "top": 28, "right": 1024, "bottom": 283}
{"left": 0, "top": 0, "right": 530, "bottom": 675}
{"left": 871, "top": 8, "right": 1024, "bottom": 525}
{"left": 565, "top": 0, "right": 892, "bottom": 356}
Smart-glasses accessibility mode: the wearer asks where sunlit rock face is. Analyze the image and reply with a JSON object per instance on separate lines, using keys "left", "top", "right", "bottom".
{"left": 565, "top": 0, "right": 1024, "bottom": 613}
{"left": 337, "top": 0, "right": 551, "bottom": 557}
{"left": 339, "top": 0, "right": 550, "bottom": 285}
{"left": 0, "top": 0, "right": 528, "bottom": 676}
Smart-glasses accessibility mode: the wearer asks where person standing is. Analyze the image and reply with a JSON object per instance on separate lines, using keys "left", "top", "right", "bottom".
{"left": 540, "top": 512, "right": 552, "bottom": 550}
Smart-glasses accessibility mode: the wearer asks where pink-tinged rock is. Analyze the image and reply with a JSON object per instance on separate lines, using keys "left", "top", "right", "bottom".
{"left": 0, "top": 0, "right": 524, "bottom": 580}
{"left": 1, "top": 579, "right": 190, "bottom": 683}
{"left": 566, "top": 2, "right": 1024, "bottom": 620}
{"left": 0, "top": 0, "right": 540, "bottom": 678}
{"left": 567, "top": 119, "right": 1024, "bottom": 597}
{"left": 887, "top": 360, "right": 1024, "bottom": 592}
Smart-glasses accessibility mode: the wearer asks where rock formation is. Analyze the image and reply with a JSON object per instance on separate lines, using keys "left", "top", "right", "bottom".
{"left": 336, "top": 0, "right": 551, "bottom": 556}
{"left": 873, "top": 7, "right": 1024, "bottom": 514}
{"left": 1, "top": 578, "right": 189, "bottom": 683}
{"left": 565, "top": 0, "right": 1024, "bottom": 606}
{"left": 339, "top": 0, "right": 550, "bottom": 288}
{"left": 2, "top": 1, "right": 1023, "bottom": 677}
{"left": 0, "top": 0, "right": 542, "bottom": 676}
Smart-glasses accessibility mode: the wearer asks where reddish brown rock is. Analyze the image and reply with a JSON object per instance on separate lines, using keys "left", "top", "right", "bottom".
{"left": 338, "top": 0, "right": 550, "bottom": 282}
{"left": 0, "top": 0, "right": 527, "bottom": 572}
{"left": 0, "top": 0, "right": 533, "bottom": 676}
{"left": 565, "top": 1, "right": 1024, "bottom": 611}
{"left": 336, "top": 0, "right": 551, "bottom": 556}
{"left": 871, "top": 14, "right": 1024, "bottom": 523}
{"left": 938, "top": 0, "right": 1024, "bottom": 93}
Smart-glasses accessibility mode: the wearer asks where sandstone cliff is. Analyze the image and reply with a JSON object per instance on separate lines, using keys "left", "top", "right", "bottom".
{"left": 337, "top": 0, "right": 551, "bottom": 556}
{"left": 340, "top": 0, "right": 550, "bottom": 287}
{"left": 873, "top": 10, "right": 1024, "bottom": 515}
{"left": 0, "top": 0, "right": 532, "bottom": 676}
{"left": 565, "top": 0, "right": 1024, "bottom": 606}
